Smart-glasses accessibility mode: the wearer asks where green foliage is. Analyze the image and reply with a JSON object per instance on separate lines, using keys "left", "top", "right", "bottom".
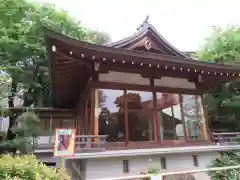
{"left": 0, "top": 0, "right": 110, "bottom": 108}
{"left": 208, "top": 152, "right": 240, "bottom": 180}
{"left": 198, "top": 26, "right": 240, "bottom": 131}
{"left": 0, "top": 0, "right": 110, "bottom": 143}
{"left": 148, "top": 166, "right": 161, "bottom": 174}
{"left": 7, "top": 112, "right": 41, "bottom": 153}
{"left": 12, "top": 112, "right": 41, "bottom": 137}
{"left": 197, "top": 26, "right": 240, "bottom": 64}
{"left": 0, "top": 154, "right": 70, "bottom": 180}
{"left": 198, "top": 26, "right": 240, "bottom": 179}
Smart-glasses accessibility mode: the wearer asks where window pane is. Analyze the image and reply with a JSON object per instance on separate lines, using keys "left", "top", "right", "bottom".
{"left": 156, "top": 93, "right": 179, "bottom": 110}
{"left": 126, "top": 90, "right": 153, "bottom": 110}
{"left": 126, "top": 90, "right": 155, "bottom": 141}
{"left": 183, "top": 95, "right": 201, "bottom": 139}
{"left": 98, "top": 89, "right": 125, "bottom": 142}
{"left": 161, "top": 93, "right": 184, "bottom": 140}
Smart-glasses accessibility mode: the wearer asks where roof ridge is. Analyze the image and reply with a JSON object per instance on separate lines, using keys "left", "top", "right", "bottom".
{"left": 106, "top": 18, "right": 192, "bottom": 59}
{"left": 136, "top": 15, "right": 150, "bottom": 31}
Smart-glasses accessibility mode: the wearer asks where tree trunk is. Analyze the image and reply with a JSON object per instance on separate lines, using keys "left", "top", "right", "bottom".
{"left": 6, "top": 80, "right": 17, "bottom": 153}
{"left": 6, "top": 80, "right": 16, "bottom": 140}
{"left": 23, "top": 87, "right": 34, "bottom": 106}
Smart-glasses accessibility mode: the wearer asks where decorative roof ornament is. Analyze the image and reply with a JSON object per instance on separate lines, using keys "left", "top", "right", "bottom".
{"left": 136, "top": 15, "right": 150, "bottom": 31}
{"left": 144, "top": 39, "right": 152, "bottom": 50}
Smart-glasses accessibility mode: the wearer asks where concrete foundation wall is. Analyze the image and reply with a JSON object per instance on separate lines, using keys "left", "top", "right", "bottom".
{"left": 84, "top": 151, "right": 217, "bottom": 180}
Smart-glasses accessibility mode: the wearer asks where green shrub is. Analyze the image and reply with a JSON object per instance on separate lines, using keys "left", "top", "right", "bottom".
{"left": 0, "top": 154, "right": 71, "bottom": 180}
{"left": 208, "top": 152, "right": 240, "bottom": 180}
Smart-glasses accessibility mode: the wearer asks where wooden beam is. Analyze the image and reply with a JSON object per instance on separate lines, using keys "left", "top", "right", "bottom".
{"left": 179, "top": 94, "right": 188, "bottom": 141}
{"left": 198, "top": 95, "right": 209, "bottom": 140}
{"left": 127, "top": 36, "right": 159, "bottom": 51}
{"left": 55, "top": 51, "right": 91, "bottom": 66}
{"left": 100, "top": 64, "right": 196, "bottom": 80}
{"left": 90, "top": 81, "right": 203, "bottom": 95}
{"left": 153, "top": 90, "right": 161, "bottom": 144}
{"left": 55, "top": 58, "right": 78, "bottom": 65}
{"left": 152, "top": 78, "right": 161, "bottom": 144}
{"left": 93, "top": 89, "right": 99, "bottom": 137}
{"left": 84, "top": 97, "right": 89, "bottom": 134}
{"left": 170, "top": 106, "right": 176, "bottom": 140}
{"left": 77, "top": 79, "right": 91, "bottom": 106}
{"left": 45, "top": 36, "right": 58, "bottom": 107}
{"left": 50, "top": 34, "right": 240, "bottom": 73}
{"left": 55, "top": 65, "right": 82, "bottom": 71}
{"left": 73, "top": 42, "right": 240, "bottom": 73}
{"left": 203, "top": 98, "right": 211, "bottom": 141}
{"left": 124, "top": 89, "right": 129, "bottom": 146}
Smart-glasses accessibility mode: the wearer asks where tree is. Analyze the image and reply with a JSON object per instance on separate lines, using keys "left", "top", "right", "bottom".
{"left": 114, "top": 93, "right": 150, "bottom": 141}
{"left": 197, "top": 26, "right": 240, "bottom": 179}
{"left": 183, "top": 96, "right": 200, "bottom": 139}
{"left": 0, "top": 0, "right": 110, "bottom": 143}
{"left": 9, "top": 111, "right": 41, "bottom": 153}
{"left": 98, "top": 90, "right": 107, "bottom": 108}
{"left": 115, "top": 92, "right": 142, "bottom": 110}
{"left": 208, "top": 152, "right": 240, "bottom": 180}
{"left": 197, "top": 26, "right": 240, "bottom": 132}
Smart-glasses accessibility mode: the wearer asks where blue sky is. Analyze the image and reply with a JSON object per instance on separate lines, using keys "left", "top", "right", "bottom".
{"left": 47, "top": 0, "right": 240, "bottom": 51}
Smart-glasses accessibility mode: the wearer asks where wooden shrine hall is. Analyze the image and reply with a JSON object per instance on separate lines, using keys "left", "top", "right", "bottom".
{"left": 43, "top": 19, "right": 240, "bottom": 149}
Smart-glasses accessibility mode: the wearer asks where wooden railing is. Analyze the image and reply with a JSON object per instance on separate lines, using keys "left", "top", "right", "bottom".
{"left": 32, "top": 135, "right": 108, "bottom": 152}
{"left": 75, "top": 135, "right": 108, "bottom": 150}
{"left": 212, "top": 132, "right": 240, "bottom": 145}
{"left": 30, "top": 132, "right": 240, "bottom": 152}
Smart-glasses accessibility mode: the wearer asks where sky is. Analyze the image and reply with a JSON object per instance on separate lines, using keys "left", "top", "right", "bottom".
{"left": 46, "top": 0, "right": 240, "bottom": 51}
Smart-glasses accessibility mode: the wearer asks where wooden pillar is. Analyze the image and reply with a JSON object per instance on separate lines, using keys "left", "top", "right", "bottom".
{"left": 89, "top": 90, "right": 93, "bottom": 135}
{"left": 94, "top": 89, "right": 100, "bottom": 136}
{"left": 49, "top": 116, "right": 53, "bottom": 144}
{"left": 77, "top": 106, "right": 81, "bottom": 134}
{"left": 148, "top": 116, "right": 153, "bottom": 141}
{"left": 153, "top": 90, "right": 161, "bottom": 144}
{"left": 203, "top": 102, "right": 211, "bottom": 140}
{"left": 79, "top": 104, "right": 84, "bottom": 135}
{"left": 75, "top": 97, "right": 83, "bottom": 135}
{"left": 74, "top": 114, "right": 77, "bottom": 133}
{"left": 73, "top": 115, "right": 77, "bottom": 133}
{"left": 179, "top": 94, "right": 188, "bottom": 141}
{"left": 84, "top": 98, "right": 89, "bottom": 134}
{"left": 197, "top": 95, "right": 209, "bottom": 140}
{"left": 170, "top": 106, "right": 176, "bottom": 140}
{"left": 90, "top": 88, "right": 98, "bottom": 136}
{"left": 124, "top": 89, "right": 129, "bottom": 145}
{"left": 151, "top": 78, "right": 161, "bottom": 144}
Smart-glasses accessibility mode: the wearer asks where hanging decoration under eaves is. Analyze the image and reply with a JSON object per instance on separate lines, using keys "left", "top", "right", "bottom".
{"left": 51, "top": 45, "right": 240, "bottom": 77}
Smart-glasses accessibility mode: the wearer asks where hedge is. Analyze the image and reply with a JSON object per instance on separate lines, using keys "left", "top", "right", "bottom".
{"left": 0, "top": 154, "right": 71, "bottom": 180}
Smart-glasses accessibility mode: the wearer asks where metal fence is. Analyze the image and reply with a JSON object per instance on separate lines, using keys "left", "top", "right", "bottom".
{"left": 92, "top": 165, "right": 240, "bottom": 180}
{"left": 212, "top": 132, "right": 240, "bottom": 145}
